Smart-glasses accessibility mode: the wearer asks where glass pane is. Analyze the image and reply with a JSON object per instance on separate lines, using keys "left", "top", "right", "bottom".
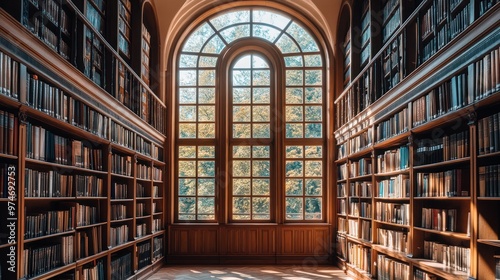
{"left": 286, "top": 198, "right": 303, "bottom": 220}
{"left": 183, "top": 23, "right": 215, "bottom": 53}
{"left": 286, "top": 146, "right": 303, "bottom": 158}
{"left": 252, "top": 124, "right": 270, "bottom": 138}
{"left": 305, "top": 123, "right": 322, "bottom": 138}
{"left": 199, "top": 70, "right": 216, "bottom": 86}
{"left": 234, "top": 55, "right": 251, "bottom": 68}
{"left": 198, "top": 179, "right": 215, "bottom": 196}
{"left": 284, "top": 56, "right": 303, "bottom": 67}
{"left": 179, "top": 54, "right": 197, "bottom": 68}
{"left": 210, "top": 10, "right": 250, "bottom": 30}
{"left": 179, "top": 197, "right": 196, "bottom": 213}
{"left": 305, "top": 161, "right": 322, "bottom": 177}
{"left": 305, "top": 179, "right": 322, "bottom": 196}
{"left": 233, "top": 197, "right": 250, "bottom": 214}
{"left": 305, "top": 87, "right": 322, "bottom": 103}
{"left": 252, "top": 106, "right": 270, "bottom": 122}
{"left": 305, "top": 70, "right": 322, "bottom": 85}
{"left": 304, "top": 55, "right": 322, "bottom": 67}
{"left": 198, "top": 106, "right": 215, "bottom": 121}
{"left": 233, "top": 70, "right": 251, "bottom": 86}
{"left": 286, "top": 70, "right": 303, "bottom": 86}
{"left": 233, "top": 106, "right": 251, "bottom": 122}
{"left": 285, "top": 160, "right": 303, "bottom": 177}
{"left": 179, "top": 178, "right": 196, "bottom": 195}
{"left": 202, "top": 35, "right": 226, "bottom": 54}
{"left": 179, "top": 106, "right": 196, "bottom": 122}
{"left": 198, "top": 214, "right": 215, "bottom": 220}
{"left": 286, "top": 22, "right": 319, "bottom": 52}
{"left": 252, "top": 160, "right": 270, "bottom": 177}
{"left": 179, "top": 70, "right": 197, "bottom": 86}
{"left": 233, "top": 88, "right": 251, "bottom": 104}
{"left": 179, "top": 146, "right": 196, "bottom": 158}
{"left": 197, "top": 197, "right": 215, "bottom": 214}
{"left": 252, "top": 179, "right": 270, "bottom": 195}
{"left": 252, "top": 146, "right": 270, "bottom": 158}
{"left": 305, "top": 198, "right": 322, "bottom": 219}
{"left": 253, "top": 10, "right": 290, "bottom": 30}
{"left": 285, "top": 179, "right": 303, "bottom": 196}
{"left": 198, "top": 161, "right": 215, "bottom": 177}
{"left": 233, "top": 146, "right": 251, "bottom": 158}
{"left": 253, "top": 24, "right": 281, "bottom": 42}
{"left": 220, "top": 24, "right": 250, "bottom": 43}
{"left": 179, "top": 161, "right": 196, "bottom": 177}
{"left": 199, "top": 56, "right": 218, "bottom": 67}
{"left": 286, "top": 106, "right": 303, "bottom": 122}
{"left": 253, "top": 88, "right": 270, "bottom": 104}
{"left": 253, "top": 70, "right": 270, "bottom": 86}
{"left": 286, "top": 88, "right": 303, "bottom": 104}
{"left": 305, "top": 146, "right": 322, "bottom": 158}
{"left": 252, "top": 56, "right": 269, "bottom": 68}
{"left": 286, "top": 123, "right": 303, "bottom": 138}
{"left": 252, "top": 197, "right": 270, "bottom": 215}
{"left": 198, "top": 146, "right": 215, "bottom": 158}
{"left": 198, "top": 123, "right": 216, "bottom": 138}
{"left": 233, "top": 160, "right": 251, "bottom": 177}
{"left": 179, "top": 215, "right": 195, "bottom": 220}
{"left": 179, "top": 124, "right": 196, "bottom": 138}
{"left": 199, "top": 88, "right": 216, "bottom": 104}
{"left": 275, "top": 34, "right": 300, "bottom": 54}
{"left": 305, "top": 106, "right": 322, "bottom": 121}
{"left": 233, "top": 179, "right": 251, "bottom": 195}
{"left": 179, "top": 88, "right": 196, "bottom": 104}
{"left": 233, "top": 124, "right": 251, "bottom": 138}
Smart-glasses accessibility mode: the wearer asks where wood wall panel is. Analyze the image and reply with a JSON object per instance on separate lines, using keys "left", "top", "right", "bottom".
{"left": 222, "top": 226, "right": 276, "bottom": 255}
{"left": 170, "top": 226, "right": 218, "bottom": 255}
{"left": 280, "top": 226, "right": 330, "bottom": 256}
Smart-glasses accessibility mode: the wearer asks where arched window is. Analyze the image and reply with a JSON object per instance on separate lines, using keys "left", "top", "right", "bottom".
{"left": 175, "top": 8, "right": 325, "bottom": 223}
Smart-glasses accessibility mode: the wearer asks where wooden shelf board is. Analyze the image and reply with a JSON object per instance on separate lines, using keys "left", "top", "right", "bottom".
{"left": 414, "top": 227, "right": 470, "bottom": 240}
{"left": 374, "top": 168, "right": 409, "bottom": 177}
{"left": 111, "top": 173, "right": 134, "bottom": 179}
{"left": 24, "top": 230, "right": 75, "bottom": 243}
{"left": 477, "top": 239, "right": 500, "bottom": 247}
{"left": 411, "top": 259, "right": 469, "bottom": 280}
{"left": 372, "top": 244, "right": 410, "bottom": 262}
{"left": 28, "top": 262, "right": 76, "bottom": 280}
{"left": 374, "top": 131, "right": 410, "bottom": 149}
{"left": 110, "top": 217, "right": 134, "bottom": 223}
{"left": 413, "top": 157, "right": 471, "bottom": 170}
{"left": 374, "top": 220, "right": 410, "bottom": 228}
{"left": 349, "top": 174, "right": 372, "bottom": 181}
{"left": 76, "top": 250, "right": 109, "bottom": 266}
{"left": 0, "top": 153, "right": 17, "bottom": 160}
{"left": 76, "top": 221, "right": 107, "bottom": 230}
{"left": 25, "top": 158, "right": 107, "bottom": 175}
{"left": 477, "top": 197, "right": 500, "bottom": 201}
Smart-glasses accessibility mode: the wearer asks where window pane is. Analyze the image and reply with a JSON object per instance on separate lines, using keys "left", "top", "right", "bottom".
{"left": 233, "top": 160, "right": 251, "bottom": 177}
{"left": 305, "top": 179, "right": 322, "bottom": 196}
{"left": 252, "top": 179, "right": 270, "bottom": 195}
{"left": 233, "top": 179, "right": 251, "bottom": 195}
{"left": 179, "top": 161, "right": 196, "bottom": 177}
{"left": 179, "top": 179, "right": 196, "bottom": 195}
{"left": 179, "top": 146, "right": 196, "bottom": 158}
{"left": 198, "top": 179, "right": 215, "bottom": 195}
{"left": 198, "top": 161, "right": 215, "bottom": 177}
{"left": 233, "top": 88, "right": 251, "bottom": 103}
{"left": 199, "top": 88, "right": 216, "bottom": 104}
{"left": 253, "top": 197, "right": 270, "bottom": 217}
{"left": 233, "top": 106, "right": 251, "bottom": 122}
{"left": 286, "top": 198, "right": 303, "bottom": 220}
{"left": 305, "top": 161, "right": 322, "bottom": 177}
{"left": 183, "top": 23, "right": 215, "bottom": 53}
{"left": 179, "top": 54, "right": 198, "bottom": 68}
{"left": 305, "top": 146, "right": 322, "bottom": 158}
{"left": 275, "top": 34, "right": 300, "bottom": 54}
{"left": 202, "top": 35, "right": 226, "bottom": 54}
{"left": 199, "top": 56, "right": 218, "bottom": 67}
{"left": 305, "top": 87, "right": 322, "bottom": 103}
{"left": 233, "top": 70, "right": 251, "bottom": 86}
{"left": 179, "top": 124, "right": 196, "bottom": 138}
{"left": 253, "top": 88, "right": 270, "bottom": 103}
{"left": 305, "top": 70, "right": 322, "bottom": 85}
{"left": 252, "top": 106, "right": 270, "bottom": 122}
{"left": 252, "top": 160, "right": 270, "bottom": 177}
{"left": 234, "top": 55, "right": 251, "bottom": 68}
{"left": 305, "top": 106, "right": 322, "bottom": 121}
{"left": 179, "top": 70, "right": 197, "bottom": 86}
{"left": 305, "top": 198, "right": 322, "bottom": 219}
{"left": 233, "top": 124, "right": 251, "bottom": 138}
{"left": 233, "top": 197, "right": 251, "bottom": 215}
{"left": 285, "top": 160, "right": 303, "bottom": 177}
{"left": 286, "top": 70, "right": 303, "bottom": 86}
{"left": 198, "top": 197, "right": 215, "bottom": 214}
{"left": 179, "top": 106, "right": 196, "bottom": 121}
{"left": 252, "top": 124, "right": 270, "bottom": 138}
{"left": 285, "top": 22, "right": 319, "bottom": 52}
{"left": 210, "top": 10, "right": 250, "bottom": 30}
{"left": 253, "top": 70, "right": 270, "bottom": 86}
{"left": 252, "top": 146, "right": 270, "bottom": 158}
{"left": 233, "top": 146, "right": 251, "bottom": 158}
{"left": 179, "top": 197, "right": 196, "bottom": 214}
{"left": 284, "top": 56, "right": 303, "bottom": 67}
{"left": 220, "top": 24, "right": 250, "bottom": 43}
{"left": 252, "top": 56, "right": 269, "bottom": 68}
{"left": 286, "top": 146, "right": 303, "bottom": 158}
{"left": 304, "top": 55, "right": 322, "bottom": 67}
{"left": 305, "top": 123, "right": 322, "bottom": 138}
{"left": 253, "top": 24, "right": 281, "bottom": 42}
{"left": 252, "top": 10, "right": 290, "bottom": 30}
{"left": 198, "top": 146, "right": 215, "bottom": 158}
{"left": 286, "top": 123, "right": 303, "bottom": 138}
{"left": 286, "top": 88, "right": 303, "bottom": 104}
{"left": 199, "top": 70, "right": 216, "bottom": 86}
{"left": 198, "top": 123, "right": 215, "bottom": 138}
{"left": 286, "top": 106, "right": 303, "bottom": 122}
{"left": 198, "top": 106, "right": 215, "bottom": 121}
{"left": 286, "top": 179, "right": 303, "bottom": 196}
{"left": 179, "top": 88, "right": 196, "bottom": 104}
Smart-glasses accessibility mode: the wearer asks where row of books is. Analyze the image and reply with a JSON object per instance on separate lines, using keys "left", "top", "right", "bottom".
{"left": 412, "top": 72, "right": 468, "bottom": 126}
{"left": 337, "top": 142, "right": 347, "bottom": 159}
{"left": 141, "top": 23, "right": 151, "bottom": 86}
{"left": 77, "top": 226, "right": 103, "bottom": 258}
{"left": 338, "top": 217, "right": 347, "bottom": 233}
{"left": 26, "top": 123, "right": 104, "bottom": 169}
{"left": 110, "top": 224, "right": 129, "bottom": 247}
{"left": 416, "top": 169, "right": 465, "bottom": 197}
{"left": 24, "top": 168, "right": 73, "bottom": 198}
{"left": 375, "top": 202, "right": 410, "bottom": 225}
{"left": 469, "top": 46, "right": 499, "bottom": 101}
{"left": 136, "top": 134, "right": 152, "bottom": 157}
{"left": 414, "top": 130, "right": 469, "bottom": 165}
{"left": 153, "top": 166, "right": 163, "bottom": 181}
{"left": 423, "top": 241, "right": 470, "bottom": 272}
{"left": 76, "top": 174, "right": 104, "bottom": 197}
{"left": 137, "top": 183, "right": 146, "bottom": 197}
{"left": 382, "top": 6, "right": 400, "bottom": 42}
{"left": 0, "top": 51, "right": 19, "bottom": 99}
{"left": 153, "top": 236, "right": 164, "bottom": 262}
{"left": 478, "top": 112, "right": 500, "bottom": 155}
{"left": 351, "top": 182, "right": 372, "bottom": 198}
{"left": 348, "top": 219, "right": 358, "bottom": 238}
{"left": 111, "top": 182, "right": 129, "bottom": 200}
{"left": 22, "top": 236, "right": 74, "bottom": 278}
{"left": 0, "top": 110, "right": 17, "bottom": 156}
{"left": 449, "top": 3, "right": 470, "bottom": 39}
{"left": 414, "top": 269, "right": 437, "bottom": 280}
{"left": 138, "top": 242, "right": 151, "bottom": 269}
{"left": 421, "top": 207, "right": 457, "bottom": 232}
{"left": 81, "top": 260, "right": 104, "bottom": 280}
{"left": 377, "top": 174, "right": 410, "bottom": 198}
{"left": 349, "top": 199, "right": 372, "bottom": 218}
{"left": 350, "top": 158, "right": 371, "bottom": 177}
{"left": 376, "top": 108, "right": 408, "bottom": 142}
{"left": 420, "top": 3, "right": 436, "bottom": 40}
{"left": 376, "top": 145, "right": 409, "bottom": 173}
{"left": 153, "top": 201, "right": 161, "bottom": 213}
{"left": 111, "top": 204, "right": 127, "bottom": 221}
{"left": 350, "top": 128, "right": 373, "bottom": 154}
{"left": 360, "top": 220, "right": 371, "bottom": 241}
{"left": 338, "top": 183, "right": 346, "bottom": 197}
{"left": 377, "top": 254, "right": 409, "bottom": 280}
{"left": 110, "top": 252, "right": 132, "bottom": 280}
{"left": 338, "top": 199, "right": 347, "bottom": 215}
{"left": 153, "top": 185, "right": 161, "bottom": 198}
{"left": 25, "top": 208, "right": 74, "bottom": 239}
{"left": 137, "top": 203, "right": 146, "bottom": 216}
{"left": 153, "top": 146, "right": 163, "bottom": 161}
{"left": 347, "top": 242, "right": 371, "bottom": 274}
{"left": 338, "top": 163, "right": 348, "bottom": 180}
{"left": 136, "top": 223, "right": 147, "bottom": 238}
{"left": 377, "top": 228, "right": 407, "bottom": 253}
{"left": 77, "top": 204, "right": 99, "bottom": 227}
{"left": 478, "top": 0, "right": 497, "bottom": 15}
{"left": 111, "top": 121, "right": 134, "bottom": 149}
{"left": 153, "top": 218, "right": 162, "bottom": 231}
{"left": 336, "top": 234, "right": 347, "bottom": 260}
{"left": 111, "top": 154, "right": 132, "bottom": 176}
{"left": 479, "top": 164, "right": 500, "bottom": 197}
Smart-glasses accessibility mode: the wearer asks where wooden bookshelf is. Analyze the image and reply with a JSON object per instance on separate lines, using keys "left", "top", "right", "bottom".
{"left": 0, "top": 3, "right": 166, "bottom": 279}
{"left": 335, "top": 0, "right": 499, "bottom": 279}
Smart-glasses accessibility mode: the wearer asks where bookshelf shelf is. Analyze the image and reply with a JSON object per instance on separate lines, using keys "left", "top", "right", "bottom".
{"left": 411, "top": 259, "right": 469, "bottom": 280}
{"left": 24, "top": 230, "right": 76, "bottom": 243}
{"left": 28, "top": 262, "right": 77, "bottom": 280}
{"left": 414, "top": 227, "right": 471, "bottom": 240}
{"left": 374, "top": 220, "right": 410, "bottom": 228}
{"left": 374, "top": 169, "right": 409, "bottom": 177}
{"left": 75, "top": 250, "right": 109, "bottom": 266}
{"left": 0, "top": 153, "right": 17, "bottom": 160}
{"left": 414, "top": 196, "right": 470, "bottom": 200}
{"left": 76, "top": 221, "right": 107, "bottom": 230}
{"left": 477, "top": 239, "right": 500, "bottom": 247}
{"left": 349, "top": 174, "right": 372, "bottom": 181}
{"left": 413, "top": 157, "right": 471, "bottom": 170}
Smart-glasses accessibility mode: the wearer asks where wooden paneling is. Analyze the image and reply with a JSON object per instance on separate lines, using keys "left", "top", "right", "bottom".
{"left": 221, "top": 226, "right": 276, "bottom": 255}
{"left": 280, "top": 226, "right": 330, "bottom": 256}
{"left": 170, "top": 226, "right": 218, "bottom": 255}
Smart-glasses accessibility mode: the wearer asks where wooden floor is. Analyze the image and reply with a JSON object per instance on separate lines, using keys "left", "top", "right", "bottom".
{"left": 148, "top": 265, "right": 354, "bottom": 280}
